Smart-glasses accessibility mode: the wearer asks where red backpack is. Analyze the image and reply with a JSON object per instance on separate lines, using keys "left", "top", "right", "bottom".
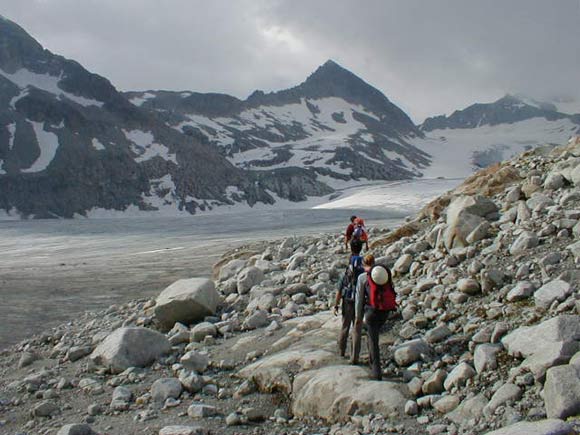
{"left": 366, "top": 266, "right": 397, "bottom": 311}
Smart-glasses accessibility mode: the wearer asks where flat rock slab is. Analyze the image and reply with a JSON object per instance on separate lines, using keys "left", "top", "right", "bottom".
{"left": 154, "top": 278, "right": 219, "bottom": 331}
{"left": 482, "top": 419, "right": 574, "bottom": 435}
{"left": 502, "top": 315, "right": 580, "bottom": 359}
{"left": 90, "top": 327, "right": 170, "bottom": 374}
{"left": 56, "top": 424, "right": 98, "bottom": 435}
{"left": 159, "top": 425, "right": 207, "bottom": 435}
{"left": 238, "top": 347, "right": 336, "bottom": 394}
{"left": 292, "top": 365, "right": 409, "bottom": 422}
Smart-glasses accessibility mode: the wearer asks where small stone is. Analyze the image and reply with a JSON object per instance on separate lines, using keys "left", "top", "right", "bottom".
{"left": 187, "top": 403, "right": 216, "bottom": 418}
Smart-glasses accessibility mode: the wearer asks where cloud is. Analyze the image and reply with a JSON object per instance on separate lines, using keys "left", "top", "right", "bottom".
{"left": 2, "top": 0, "right": 580, "bottom": 122}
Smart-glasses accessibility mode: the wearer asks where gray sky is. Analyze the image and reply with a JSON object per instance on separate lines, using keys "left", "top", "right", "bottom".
{"left": 2, "top": 0, "right": 580, "bottom": 122}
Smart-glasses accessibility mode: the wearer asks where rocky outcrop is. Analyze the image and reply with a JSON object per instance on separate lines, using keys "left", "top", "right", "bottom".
{"left": 154, "top": 278, "right": 219, "bottom": 330}
{"left": 90, "top": 326, "right": 170, "bottom": 373}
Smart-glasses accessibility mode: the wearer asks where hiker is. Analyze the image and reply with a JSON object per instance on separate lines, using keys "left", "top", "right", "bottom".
{"left": 333, "top": 242, "right": 364, "bottom": 358}
{"left": 345, "top": 216, "right": 369, "bottom": 254}
{"left": 344, "top": 215, "right": 357, "bottom": 250}
{"left": 352, "top": 217, "right": 369, "bottom": 252}
{"left": 351, "top": 254, "right": 397, "bottom": 380}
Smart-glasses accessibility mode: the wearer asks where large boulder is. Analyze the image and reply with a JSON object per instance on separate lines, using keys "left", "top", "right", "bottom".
{"left": 502, "top": 315, "right": 580, "bottom": 380}
{"left": 292, "top": 365, "right": 409, "bottom": 422}
{"left": 444, "top": 195, "right": 498, "bottom": 249}
{"left": 56, "top": 425, "right": 98, "bottom": 435}
{"left": 482, "top": 419, "right": 574, "bottom": 435}
{"left": 502, "top": 315, "right": 580, "bottom": 358}
{"left": 237, "top": 267, "right": 265, "bottom": 295}
{"left": 154, "top": 278, "right": 219, "bottom": 331}
{"left": 534, "top": 279, "right": 573, "bottom": 310}
{"left": 238, "top": 348, "right": 335, "bottom": 394}
{"left": 544, "top": 364, "right": 580, "bottom": 419}
{"left": 90, "top": 327, "right": 170, "bottom": 374}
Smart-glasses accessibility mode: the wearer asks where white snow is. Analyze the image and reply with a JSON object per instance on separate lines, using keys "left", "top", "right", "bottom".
{"left": 0, "top": 207, "right": 21, "bottom": 220}
{"left": 0, "top": 161, "right": 5, "bottom": 174}
{"left": 0, "top": 68, "right": 104, "bottom": 107}
{"left": 314, "top": 178, "right": 462, "bottom": 213}
{"left": 123, "top": 129, "right": 178, "bottom": 164}
{"left": 129, "top": 92, "right": 156, "bottom": 107}
{"left": 550, "top": 98, "right": 580, "bottom": 115}
{"left": 21, "top": 122, "right": 60, "bottom": 173}
{"left": 414, "top": 118, "right": 578, "bottom": 178}
{"left": 91, "top": 138, "right": 106, "bottom": 151}
{"left": 7, "top": 123, "right": 16, "bottom": 150}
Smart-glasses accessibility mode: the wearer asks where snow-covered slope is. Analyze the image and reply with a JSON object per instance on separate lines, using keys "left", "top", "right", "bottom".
{"left": 416, "top": 95, "right": 580, "bottom": 177}
{"left": 126, "top": 61, "right": 432, "bottom": 190}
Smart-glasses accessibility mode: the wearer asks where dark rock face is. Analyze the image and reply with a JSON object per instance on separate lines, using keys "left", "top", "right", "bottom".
{"left": 126, "top": 59, "right": 430, "bottom": 189}
{"left": 0, "top": 17, "right": 332, "bottom": 218}
{"left": 421, "top": 95, "right": 578, "bottom": 132}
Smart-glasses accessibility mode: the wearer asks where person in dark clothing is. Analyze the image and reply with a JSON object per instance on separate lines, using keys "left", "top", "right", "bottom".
{"left": 344, "top": 215, "right": 357, "bottom": 250}
{"left": 352, "top": 254, "right": 396, "bottom": 380}
{"left": 333, "top": 242, "right": 363, "bottom": 358}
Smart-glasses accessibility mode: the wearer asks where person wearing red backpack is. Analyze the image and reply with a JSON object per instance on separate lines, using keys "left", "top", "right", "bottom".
{"left": 351, "top": 254, "right": 397, "bottom": 380}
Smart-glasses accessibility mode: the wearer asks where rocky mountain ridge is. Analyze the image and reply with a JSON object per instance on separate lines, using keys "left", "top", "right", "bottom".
{"left": 1, "top": 137, "right": 579, "bottom": 434}
{"left": 1, "top": 14, "right": 580, "bottom": 218}
{"left": 0, "top": 17, "right": 331, "bottom": 219}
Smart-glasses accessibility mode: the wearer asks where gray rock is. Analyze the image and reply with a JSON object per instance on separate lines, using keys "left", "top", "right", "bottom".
{"left": 18, "top": 352, "right": 39, "bottom": 368}
{"left": 394, "top": 339, "right": 431, "bottom": 366}
{"left": 67, "top": 346, "right": 93, "bottom": 362}
{"left": 446, "top": 393, "right": 488, "bottom": 425}
{"left": 422, "top": 369, "right": 447, "bottom": 395}
{"left": 180, "top": 351, "right": 209, "bottom": 373}
{"left": 534, "top": 279, "right": 573, "bottom": 310}
{"left": 425, "top": 325, "right": 452, "bottom": 344}
{"left": 112, "top": 386, "right": 132, "bottom": 403}
{"left": 509, "top": 231, "right": 539, "bottom": 256}
{"left": 394, "top": 254, "right": 413, "bottom": 274}
{"left": 433, "top": 395, "right": 460, "bottom": 413}
{"left": 187, "top": 403, "right": 217, "bottom": 418}
{"left": 56, "top": 424, "right": 98, "bottom": 435}
{"left": 151, "top": 378, "right": 183, "bottom": 404}
{"left": 237, "top": 267, "right": 265, "bottom": 294}
{"left": 405, "top": 400, "right": 418, "bottom": 415}
{"left": 90, "top": 327, "right": 170, "bottom": 373}
{"left": 226, "top": 412, "right": 242, "bottom": 426}
{"left": 179, "top": 370, "right": 204, "bottom": 393}
{"left": 287, "top": 253, "right": 306, "bottom": 271}
{"left": 159, "top": 425, "right": 207, "bottom": 435}
{"left": 502, "top": 315, "right": 580, "bottom": 358}
{"left": 417, "top": 279, "right": 438, "bottom": 292}
{"left": 506, "top": 281, "right": 535, "bottom": 302}
{"left": 32, "top": 400, "right": 60, "bottom": 417}
{"left": 242, "top": 310, "right": 269, "bottom": 330}
{"left": 544, "top": 364, "right": 580, "bottom": 419}
{"left": 190, "top": 322, "right": 217, "bottom": 342}
{"left": 168, "top": 322, "right": 190, "bottom": 345}
{"left": 444, "top": 363, "right": 476, "bottom": 391}
{"left": 154, "top": 278, "right": 219, "bottom": 330}
{"left": 526, "top": 193, "right": 554, "bottom": 211}
{"left": 218, "top": 259, "right": 246, "bottom": 281}
{"left": 466, "top": 221, "right": 491, "bottom": 244}
{"left": 482, "top": 419, "right": 574, "bottom": 435}
{"left": 457, "top": 278, "right": 480, "bottom": 295}
{"left": 484, "top": 383, "right": 522, "bottom": 417}
{"left": 544, "top": 173, "right": 565, "bottom": 190}
{"left": 474, "top": 344, "right": 502, "bottom": 373}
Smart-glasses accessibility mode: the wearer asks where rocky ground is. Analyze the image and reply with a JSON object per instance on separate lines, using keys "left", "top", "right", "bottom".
{"left": 1, "top": 138, "right": 580, "bottom": 435}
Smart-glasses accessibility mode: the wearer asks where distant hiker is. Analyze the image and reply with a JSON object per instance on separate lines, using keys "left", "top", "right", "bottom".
{"left": 333, "top": 242, "right": 365, "bottom": 358}
{"left": 351, "top": 254, "right": 397, "bottom": 380}
{"left": 351, "top": 217, "right": 369, "bottom": 252}
{"left": 345, "top": 216, "right": 369, "bottom": 254}
{"left": 345, "top": 215, "right": 357, "bottom": 250}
